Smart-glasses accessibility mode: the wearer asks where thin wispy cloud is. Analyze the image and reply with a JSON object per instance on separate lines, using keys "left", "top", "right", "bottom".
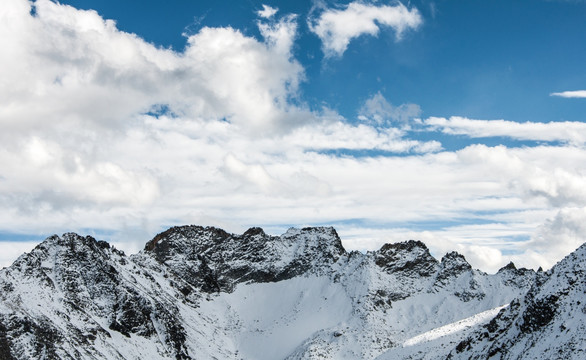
{"left": 358, "top": 92, "right": 422, "bottom": 126}
{"left": 550, "top": 90, "right": 586, "bottom": 98}
{"left": 425, "top": 116, "right": 586, "bottom": 144}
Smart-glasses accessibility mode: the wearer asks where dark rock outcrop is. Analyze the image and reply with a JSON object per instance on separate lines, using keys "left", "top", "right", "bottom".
{"left": 1, "top": 225, "right": 577, "bottom": 360}
{"left": 375, "top": 240, "right": 438, "bottom": 277}
{"left": 142, "top": 225, "right": 346, "bottom": 292}
{"left": 448, "top": 243, "right": 586, "bottom": 360}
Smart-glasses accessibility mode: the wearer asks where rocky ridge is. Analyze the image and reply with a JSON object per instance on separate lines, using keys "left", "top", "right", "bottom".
{"left": 0, "top": 225, "right": 580, "bottom": 359}
{"left": 445, "top": 243, "right": 586, "bottom": 360}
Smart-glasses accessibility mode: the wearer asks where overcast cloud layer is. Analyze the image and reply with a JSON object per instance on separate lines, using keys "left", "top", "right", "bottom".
{"left": 2, "top": 0, "right": 586, "bottom": 273}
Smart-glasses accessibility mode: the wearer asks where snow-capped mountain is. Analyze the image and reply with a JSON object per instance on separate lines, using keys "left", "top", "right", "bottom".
{"left": 444, "top": 242, "right": 586, "bottom": 360}
{"left": 0, "top": 225, "right": 582, "bottom": 359}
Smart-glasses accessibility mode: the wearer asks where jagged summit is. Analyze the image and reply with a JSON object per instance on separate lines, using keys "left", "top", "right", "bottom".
{"left": 144, "top": 225, "right": 230, "bottom": 253}
{"left": 138, "top": 225, "right": 347, "bottom": 293}
{"left": 143, "top": 225, "right": 345, "bottom": 257}
{"left": 375, "top": 239, "right": 438, "bottom": 277}
{"left": 441, "top": 251, "right": 471, "bottom": 266}
{"left": 16, "top": 232, "right": 115, "bottom": 259}
{"left": 0, "top": 225, "right": 582, "bottom": 360}
{"left": 242, "top": 226, "right": 266, "bottom": 237}
{"left": 9, "top": 232, "right": 124, "bottom": 285}
{"left": 378, "top": 239, "right": 429, "bottom": 252}
{"left": 499, "top": 261, "right": 517, "bottom": 271}
{"left": 447, "top": 242, "right": 586, "bottom": 359}
{"left": 438, "top": 251, "right": 473, "bottom": 276}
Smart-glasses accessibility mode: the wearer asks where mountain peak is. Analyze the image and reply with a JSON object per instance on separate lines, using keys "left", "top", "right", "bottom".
{"left": 433, "top": 251, "right": 474, "bottom": 292}
{"left": 375, "top": 240, "right": 438, "bottom": 277}
{"left": 242, "top": 226, "right": 265, "bottom": 237}
{"left": 498, "top": 261, "right": 517, "bottom": 271}
{"left": 449, "top": 242, "right": 586, "bottom": 359}
{"left": 144, "top": 225, "right": 229, "bottom": 253}
{"left": 439, "top": 251, "right": 472, "bottom": 272}
{"left": 378, "top": 239, "right": 429, "bottom": 253}
{"left": 9, "top": 232, "right": 122, "bottom": 273}
{"left": 2, "top": 226, "right": 581, "bottom": 359}
{"left": 139, "top": 225, "right": 347, "bottom": 292}
{"left": 281, "top": 226, "right": 345, "bottom": 255}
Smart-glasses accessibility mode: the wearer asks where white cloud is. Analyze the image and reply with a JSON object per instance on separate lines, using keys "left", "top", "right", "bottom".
{"left": 257, "top": 13, "right": 298, "bottom": 57}
{"left": 2, "top": 111, "right": 586, "bottom": 272}
{"left": 550, "top": 90, "right": 586, "bottom": 98}
{"left": 223, "top": 153, "right": 281, "bottom": 193}
{"left": 0, "top": 0, "right": 439, "bottom": 239}
{"left": 524, "top": 207, "right": 586, "bottom": 269}
{"left": 0, "top": 0, "right": 305, "bottom": 136}
{"left": 425, "top": 116, "right": 586, "bottom": 144}
{"left": 0, "top": 242, "right": 39, "bottom": 269}
{"left": 182, "top": 25, "right": 306, "bottom": 132}
{"left": 336, "top": 222, "right": 540, "bottom": 273}
{"left": 309, "top": 1, "right": 422, "bottom": 57}
{"left": 282, "top": 120, "right": 441, "bottom": 153}
{"left": 456, "top": 144, "right": 586, "bottom": 208}
{"left": 258, "top": 4, "right": 278, "bottom": 19}
{"left": 358, "top": 92, "right": 422, "bottom": 126}
{"left": 1, "top": 0, "right": 586, "bottom": 274}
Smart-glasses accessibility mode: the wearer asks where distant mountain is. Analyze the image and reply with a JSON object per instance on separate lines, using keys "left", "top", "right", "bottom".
{"left": 0, "top": 225, "right": 581, "bottom": 359}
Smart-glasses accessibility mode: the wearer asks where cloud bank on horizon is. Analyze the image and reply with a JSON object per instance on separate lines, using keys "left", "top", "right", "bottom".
{"left": 1, "top": 0, "right": 586, "bottom": 273}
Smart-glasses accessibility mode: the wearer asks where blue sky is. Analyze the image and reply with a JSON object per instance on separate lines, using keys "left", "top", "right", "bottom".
{"left": 58, "top": 0, "right": 586, "bottom": 129}
{"left": 1, "top": 0, "right": 586, "bottom": 272}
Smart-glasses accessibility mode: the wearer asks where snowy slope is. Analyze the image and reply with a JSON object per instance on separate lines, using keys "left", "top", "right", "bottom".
{"left": 445, "top": 242, "right": 586, "bottom": 360}
{"left": 0, "top": 233, "right": 204, "bottom": 359}
{"left": 375, "top": 305, "right": 508, "bottom": 360}
{"left": 0, "top": 225, "right": 580, "bottom": 359}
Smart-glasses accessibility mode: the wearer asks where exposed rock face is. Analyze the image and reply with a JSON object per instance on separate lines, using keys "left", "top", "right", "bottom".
{"left": 141, "top": 225, "right": 346, "bottom": 292}
{"left": 0, "top": 233, "right": 191, "bottom": 359}
{"left": 0, "top": 225, "right": 581, "bottom": 359}
{"left": 438, "top": 252, "right": 472, "bottom": 280}
{"left": 447, "top": 243, "right": 586, "bottom": 360}
{"left": 375, "top": 240, "right": 438, "bottom": 277}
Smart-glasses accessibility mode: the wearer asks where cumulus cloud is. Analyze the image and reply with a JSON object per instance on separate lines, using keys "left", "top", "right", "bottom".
{"left": 0, "top": 0, "right": 436, "bottom": 229}
{"left": 2, "top": 0, "right": 586, "bottom": 274}
{"left": 182, "top": 25, "right": 306, "bottom": 132}
{"left": 309, "top": 1, "right": 422, "bottom": 57}
{"left": 425, "top": 116, "right": 586, "bottom": 144}
{"left": 0, "top": 0, "right": 305, "bottom": 136}
{"left": 550, "top": 90, "right": 586, "bottom": 98}
{"left": 0, "top": 0, "right": 305, "bottom": 220}
{"left": 257, "top": 13, "right": 298, "bottom": 57}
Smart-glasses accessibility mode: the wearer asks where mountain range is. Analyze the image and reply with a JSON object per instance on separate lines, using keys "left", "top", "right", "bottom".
{"left": 0, "top": 225, "right": 584, "bottom": 359}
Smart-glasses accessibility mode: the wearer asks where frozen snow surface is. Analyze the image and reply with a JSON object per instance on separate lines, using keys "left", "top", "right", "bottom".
{"left": 0, "top": 225, "right": 584, "bottom": 359}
